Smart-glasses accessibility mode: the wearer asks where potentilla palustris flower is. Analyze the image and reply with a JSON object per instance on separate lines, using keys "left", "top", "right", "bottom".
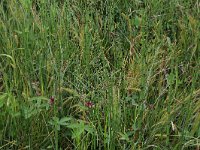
{"left": 49, "top": 96, "right": 55, "bottom": 105}
{"left": 85, "top": 101, "right": 94, "bottom": 108}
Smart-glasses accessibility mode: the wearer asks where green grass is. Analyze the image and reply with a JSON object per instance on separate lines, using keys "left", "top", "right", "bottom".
{"left": 0, "top": 0, "right": 199, "bottom": 149}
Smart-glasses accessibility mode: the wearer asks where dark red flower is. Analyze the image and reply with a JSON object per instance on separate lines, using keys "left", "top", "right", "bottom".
{"left": 49, "top": 96, "right": 55, "bottom": 105}
{"left": 85, "top": 101, "right": 94, "bottom": 108}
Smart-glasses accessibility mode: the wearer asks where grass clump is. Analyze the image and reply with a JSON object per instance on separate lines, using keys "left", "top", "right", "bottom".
{"left": 0, "top": 0, "right": 199, "bottom": 149}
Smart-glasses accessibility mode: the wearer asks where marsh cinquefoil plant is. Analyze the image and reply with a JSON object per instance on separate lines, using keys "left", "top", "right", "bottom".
{"left": 0, "top": 0, "right": 200, "bottom": 149}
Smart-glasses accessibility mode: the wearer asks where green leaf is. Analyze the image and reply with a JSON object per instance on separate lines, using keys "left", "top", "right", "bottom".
{"left": 134, "top": 16, "right": 140, "bottom": 27}
{"left": 84, "top": 125, "right": 95, "bottom": 134}
{"left": 67, "top": 123, "right": 83, "bottom": 129}
{"left": 60, "top": 87, "right": 79, "bottom": 97}
{"left": 59, "top": 117, "right": 72, "bottom": 126}
{"left": 118, "top": 132, "right": 129, "bottom": 141}
{"left": 0, "top": 93, "right": 8, "bottom": 108}
{"left": 72, "top": 128, "right": 85, "bottom": 139}
{"left": 29, "top": 96, "right": 49, "bottom": 102}
{"left": 23, "top": 106, "right": 37, "bottom": 119}
{"left": 53, "top": 117, "right": 59, "bottom": 122}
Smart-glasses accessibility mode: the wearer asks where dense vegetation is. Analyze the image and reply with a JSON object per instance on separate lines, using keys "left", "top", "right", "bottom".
{"left": 0, "top": 0, "right": 199, "bottom": 149}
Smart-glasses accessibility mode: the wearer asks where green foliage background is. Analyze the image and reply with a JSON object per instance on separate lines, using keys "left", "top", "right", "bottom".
{"left": 0, "top": 0, "right": 199, "bottom": 149}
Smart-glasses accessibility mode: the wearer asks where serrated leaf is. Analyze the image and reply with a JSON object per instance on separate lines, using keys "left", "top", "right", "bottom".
{"left": 67, "top": 123, "right": 83, "bottom": 129}
{"left": 59, "top": 117, "right": 72, "bottom": 124}
{"left": 59, "top": 117, "right": 72, "bottom": 126}
{"left": 72, "top": 128, "right": 85, "bottom": 139}
{"left": 53, "top": 117, "right": 59, "bottom": 122}
{"left": 84, "top": 125, "right": 95, "bottom": 134}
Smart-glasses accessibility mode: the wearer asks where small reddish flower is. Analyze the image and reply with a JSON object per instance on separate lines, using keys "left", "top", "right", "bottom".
{"left": 85, "top": 101, "right": 94, "bottom": 108}
{"left": 49, "top": 96, "right": 55, "bottom": 105}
